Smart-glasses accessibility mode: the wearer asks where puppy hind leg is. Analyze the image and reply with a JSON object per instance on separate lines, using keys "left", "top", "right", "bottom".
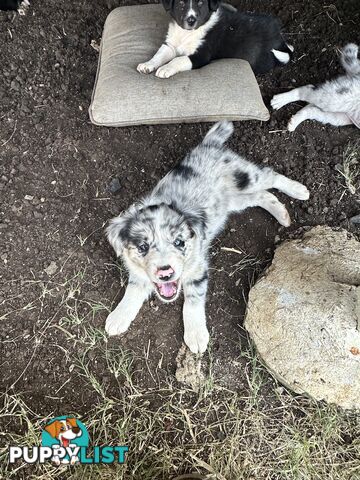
{"left": 240, "top": 166, "right": 309, "bottom": 201}
{"left": 232, "top": 191, "right": 291, "bottom": 226}
{"left": 255, "top": 191, "right": 292, "bottom": 226}
{"left": 288, "top": 105, "right": 352, "bottom": 131}
{"left": 271, "top": 85, "right": 316, "bottom": 110}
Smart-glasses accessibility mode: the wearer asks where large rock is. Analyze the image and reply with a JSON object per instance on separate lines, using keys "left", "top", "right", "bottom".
{"left": 245, "top": 226, "right": 360, "bottom": 410}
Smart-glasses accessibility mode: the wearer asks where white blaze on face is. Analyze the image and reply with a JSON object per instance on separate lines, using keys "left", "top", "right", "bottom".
{"left": 187, "top": 0, "right": 196, "bottom": 19}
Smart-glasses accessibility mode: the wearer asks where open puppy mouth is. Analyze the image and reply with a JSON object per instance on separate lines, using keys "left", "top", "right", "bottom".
{"left": 154, "top": 280, "right": 181, "bottom": 302}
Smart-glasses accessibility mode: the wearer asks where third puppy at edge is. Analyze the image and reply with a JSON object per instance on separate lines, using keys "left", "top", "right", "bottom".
{"left": 105, "top": 122, "right": 309, "bottom": 354}
{"left": 137, "top": 0, "right": 293, "bottom": 78}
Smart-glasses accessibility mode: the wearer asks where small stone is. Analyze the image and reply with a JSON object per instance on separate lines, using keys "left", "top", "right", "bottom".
{"left": 107, "top": 177, "right": 121, "bottom": 194}
{"left": 350, "top": 214, "right": 360, "bottom": 225}
{"left": 24, "top": 195, "right": 34, "bottom": 201}
{"left": 44, "top": 261, "right": 58, "bottom": 276}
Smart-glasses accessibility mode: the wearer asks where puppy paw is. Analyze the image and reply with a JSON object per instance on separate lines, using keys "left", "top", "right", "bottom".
{"left": 271, "top": 92, "right": 293, "bottom": 110}
{"left": 287, "top": 117, "right": 298, "bottom": 131}
{"left": 341, "top": 43, "right": 358, "bottom": 59}
{"left": 289, "top": 182, "right": 310, "bottom": 201}
{"left": 105, "top": 311, "right": 131, "bottom": 336}
{"left": 155, "top": 65, "right": 176, "bottom": 79}
{"left": 184, "top": 325, "right": 209, "bottom": 354}
{"left": 278, "top": 208, "right": 291, "bottom": 227}
{"left": 137, "top": 62, "right": 156, "bottom": 74}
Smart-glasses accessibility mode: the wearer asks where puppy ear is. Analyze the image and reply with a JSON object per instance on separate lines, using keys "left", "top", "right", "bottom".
{"left": 44, "top": 421, "right": 61, "bottom": 439}
{"left": 162, "top": 0, "right": 174, "bottom": 12}
{"left": 184, "top": 210, "right": 207, "bottom": 240}
{"left": 208, "top": 0, "right": 219, "bottom": 12}
{"left": 106, "top": 205, "right": 139, "bottom": 257}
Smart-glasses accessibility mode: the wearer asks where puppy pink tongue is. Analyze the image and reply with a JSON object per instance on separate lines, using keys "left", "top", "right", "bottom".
{"left": 158, "top": 282, "right": 176, "bottom": 298}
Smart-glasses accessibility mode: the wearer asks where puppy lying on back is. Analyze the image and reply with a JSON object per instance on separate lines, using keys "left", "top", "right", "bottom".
{"left": 271, "top": 43, "right": 360, "bottom": 131}
{"left": 137, "top": 0, "right": 293, "bottom": 78}
{"left": 105, "top": 122, "right": 309, "bottom": 354}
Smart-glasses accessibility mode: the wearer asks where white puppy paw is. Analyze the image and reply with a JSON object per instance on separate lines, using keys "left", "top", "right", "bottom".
{"left": 137, "top": 62, "right": 156, "bottom": 74}
{"left": 278, "top": 208, "right": 291, "bottom": 227}
{"left": 105, "top": 311, "right": 131, "bottom": 336}
{"left": 155, "top": 65, "right": 177, "bottom": 79}
{"left": 288, "top": 182, "right": 310, "bottom": 200}
{"left": 184, "top": 325, "right": 209, "bottom": 354}
{"left": 287, "top": 116, "right": 299, "bottom": 132}
{"left": 271, "top": 92, "right": 292, "bottom": 110}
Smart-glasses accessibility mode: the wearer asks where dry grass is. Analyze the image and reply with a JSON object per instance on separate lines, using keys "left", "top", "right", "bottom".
{"left": 0, "top": 264, "right": 359, "bottom": 480}
{"left": 336, "top": 141, "right": 360, "bottom": 200}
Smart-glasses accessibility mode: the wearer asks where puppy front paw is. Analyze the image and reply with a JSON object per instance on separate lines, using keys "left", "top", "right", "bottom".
{"left": 105, "top": 310, "right": 131, "bottom": 336}
{"left": 137, "top": 62, "right": 156, "bottom": 74}
{"left": 184, "top": 325, "right": 209, "bottom": 354}
{"left": 155, "top": 65, "right": 177, "bottom": 79}
{"left": 271, "top": 92, "right": 292, "bottom": 110}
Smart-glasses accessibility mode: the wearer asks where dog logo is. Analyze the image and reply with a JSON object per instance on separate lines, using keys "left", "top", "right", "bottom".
{"left": 9, "top": 416, "right": 128, "bottom": 465}
{"left": 41, "top": 416, "right": 89, "bottom": 465}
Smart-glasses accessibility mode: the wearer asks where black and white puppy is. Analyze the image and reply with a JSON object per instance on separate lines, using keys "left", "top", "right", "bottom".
{"left": 105, "top": 121, "right": 309, "bottom": 354}
{"left": 271, "top": 43, "right": 360, "bottom": 131}
{"left": 137, "top": 0, "right": 293, "bottom": 78}
{"left": 0, "top": 0, "right": 29, "bottom": 14}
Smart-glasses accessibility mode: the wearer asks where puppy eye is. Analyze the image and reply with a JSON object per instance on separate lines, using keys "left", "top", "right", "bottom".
{"left": 137, "top": 243, "right": 149, "bottom": 254}
{"left": 174, "top": 238, "right": 185, "bottom": 248}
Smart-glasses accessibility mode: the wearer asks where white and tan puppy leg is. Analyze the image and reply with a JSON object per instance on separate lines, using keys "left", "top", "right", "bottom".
{"left": 156, "top": 56, "right": 192, "bottom": 79}
{"left": 288, "top": 106, "right": 352, "bottom": 131}
{"left": 105, "top": 278, "right": 153, "bottom": 336}
{"left": 182, "top": 273, "right": 209, "bottom": 354}
{"left": 137, "top": 44, "right": 176, "bottom": 74}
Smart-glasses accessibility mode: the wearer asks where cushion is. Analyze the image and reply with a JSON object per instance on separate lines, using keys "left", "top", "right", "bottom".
{"left": 89, "top": 4, "right": 270, "bottom": 127}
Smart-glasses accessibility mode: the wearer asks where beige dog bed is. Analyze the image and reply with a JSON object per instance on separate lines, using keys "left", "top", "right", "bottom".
{"left": 89, "top": 4, "right": 270, "bottom": 127}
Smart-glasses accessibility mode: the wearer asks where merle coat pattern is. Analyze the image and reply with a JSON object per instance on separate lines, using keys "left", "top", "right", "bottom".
{"left": 105, "top": 122, "right": 309, "bottom": 354}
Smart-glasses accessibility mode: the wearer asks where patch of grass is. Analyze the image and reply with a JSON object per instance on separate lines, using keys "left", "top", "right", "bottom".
{"left": 1, "top": 269, "right": 359, "bottom": 480}
{"left": 1, "top": 336, "right": 359, "bottom": 480}
{"left": 336, "top": 141, "right": 360, "bottom": 199}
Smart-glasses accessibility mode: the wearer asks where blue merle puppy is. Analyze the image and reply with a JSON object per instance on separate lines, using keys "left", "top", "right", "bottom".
{"left": 271, "top": 43, "right": 360, "bottom": 131}
{"left": 106, "top": 122, "right": 309, "bottom": 353}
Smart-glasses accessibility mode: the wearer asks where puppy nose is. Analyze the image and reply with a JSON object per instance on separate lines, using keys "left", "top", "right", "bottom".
{"left": 72, "top": 427, "right": 80, "bottom": 434}
{"left": 156, "top": 265, "right": 174, "bottom": 280}
{"left": 186, "top": 15, "right": 196, "bottom": 26}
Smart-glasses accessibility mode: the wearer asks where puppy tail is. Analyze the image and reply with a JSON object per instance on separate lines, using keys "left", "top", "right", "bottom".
{"left": 340, "top": 43, "right": 360, "bottom": 75}
{"left": 203, "top": 121, "right": 234, "bottom": 147}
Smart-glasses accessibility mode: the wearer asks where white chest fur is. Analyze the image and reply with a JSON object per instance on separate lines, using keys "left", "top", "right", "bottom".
{"left": 166, "top": 11, "right": 220, "bottom": 56}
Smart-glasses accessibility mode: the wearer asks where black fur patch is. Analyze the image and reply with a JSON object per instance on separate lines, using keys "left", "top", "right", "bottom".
{"left": 172, "top": 163, "right": 196, "bottom": 180}
{"left": 234, "top": 171, "right": 250, "bottom": 189}
{"left": 192, "top": 272, "right": 209, "bottom": 287}
{"left": 187, "top": 6, "right": 291, "bottom": 75}
{"left": 147, "top": 204, "right": 160, "bottom": 211}
{"left": 0, "top": 0, "right": 21, "bottom": 10}
{"left": 337, "top": 86, "right": 350, "bottom": 95}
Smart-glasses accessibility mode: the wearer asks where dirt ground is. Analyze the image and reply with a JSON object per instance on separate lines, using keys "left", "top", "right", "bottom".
{"left": 0, "top": 0, "right": 359, "bottom": 479}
